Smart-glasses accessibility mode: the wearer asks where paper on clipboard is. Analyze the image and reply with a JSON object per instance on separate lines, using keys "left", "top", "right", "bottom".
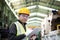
{"left": 28, "top": 28, "right": 41, "bottom": 40}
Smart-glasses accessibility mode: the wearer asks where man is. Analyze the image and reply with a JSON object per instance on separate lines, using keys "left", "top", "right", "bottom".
{"left": 8, "top": 7, "right": 33, "bottom": 40}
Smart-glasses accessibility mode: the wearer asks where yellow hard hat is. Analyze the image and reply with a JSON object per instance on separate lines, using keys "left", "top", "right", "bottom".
{"left": 18, "top": 7, "right": 30, "bottom": 15}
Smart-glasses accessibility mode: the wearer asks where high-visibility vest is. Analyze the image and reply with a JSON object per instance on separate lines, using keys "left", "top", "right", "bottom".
{"left": 14, "top": 21, "right": 28, "bottom": 40}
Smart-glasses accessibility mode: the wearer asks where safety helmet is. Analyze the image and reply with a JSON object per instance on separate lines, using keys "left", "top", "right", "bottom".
{"left": 18, "top": 7, "right": 30, "bottom": 15}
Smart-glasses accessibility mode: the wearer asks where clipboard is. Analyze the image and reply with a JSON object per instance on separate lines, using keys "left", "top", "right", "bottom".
{"left": 28, "top": 28, "right": 41, "bottom": 40}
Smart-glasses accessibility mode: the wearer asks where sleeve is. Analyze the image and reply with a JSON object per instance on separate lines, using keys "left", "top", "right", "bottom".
{"left": 8, "top": 23, "right": 26, "bottom": 40}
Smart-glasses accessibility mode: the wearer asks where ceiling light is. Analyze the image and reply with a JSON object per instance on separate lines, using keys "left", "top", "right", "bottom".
{"left": 38, "top": 5, "right": 56, "bottom": 11}
{"left": 28, "top": 17, "right": 43, "bottom": 21}
{"left": 56, "top": 0, "right": 60, "bottom": 1}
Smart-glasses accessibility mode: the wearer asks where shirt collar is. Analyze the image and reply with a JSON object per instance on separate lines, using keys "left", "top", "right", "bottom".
{"left": 18, "top": 20, "right": 26, "bottom": 25}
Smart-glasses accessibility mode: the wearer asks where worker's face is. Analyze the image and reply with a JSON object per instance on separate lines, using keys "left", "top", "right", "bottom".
{"left": 19, "top": 14, "right": 29, "bottom": 23}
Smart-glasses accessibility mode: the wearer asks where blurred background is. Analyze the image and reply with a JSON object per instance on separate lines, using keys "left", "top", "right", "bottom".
{"left": 0, "top": 0, "right": 60, "bottom": 40}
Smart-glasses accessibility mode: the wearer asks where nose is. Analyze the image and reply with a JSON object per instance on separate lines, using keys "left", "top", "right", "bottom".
{"left": 24, "top": 17, "right": 28, "bottom": 19}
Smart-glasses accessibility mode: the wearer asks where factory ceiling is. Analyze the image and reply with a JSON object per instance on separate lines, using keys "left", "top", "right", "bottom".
{"left": 5, "top": 0, "right": 60, "bottom": 26}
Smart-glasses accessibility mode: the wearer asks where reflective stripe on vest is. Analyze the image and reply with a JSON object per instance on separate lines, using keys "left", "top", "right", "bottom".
{"left": 14, "top": 21, "right": 28, "bottom": 40}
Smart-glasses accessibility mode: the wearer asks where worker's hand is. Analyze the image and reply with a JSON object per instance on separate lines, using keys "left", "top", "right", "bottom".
{"left": 25, "top": 28, "right": 33, "bottom": 36}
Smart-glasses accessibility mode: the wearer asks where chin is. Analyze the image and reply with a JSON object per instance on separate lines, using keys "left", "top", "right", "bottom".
{"left": 23, "top": 21, "right": 26, "bottom": 23}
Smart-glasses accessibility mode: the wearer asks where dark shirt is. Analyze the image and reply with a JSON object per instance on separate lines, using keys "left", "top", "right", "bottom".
{"left": 8, "top": 20, "right": 26, "bottom": 40}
